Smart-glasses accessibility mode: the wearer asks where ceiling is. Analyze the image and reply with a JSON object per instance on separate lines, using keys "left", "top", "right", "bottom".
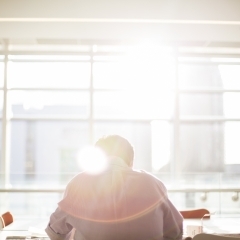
{"left": 1, "top": 0, "right": 240, "bottom": 48}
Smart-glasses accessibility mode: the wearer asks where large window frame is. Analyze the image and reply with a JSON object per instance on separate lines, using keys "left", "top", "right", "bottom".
{"left": 0, "top": 42, "right": 240, "bottom": 186}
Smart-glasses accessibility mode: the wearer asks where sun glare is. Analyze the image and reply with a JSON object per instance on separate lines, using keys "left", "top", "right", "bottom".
{"left": 77, "top": 146, "right": 108, "bottom": 174}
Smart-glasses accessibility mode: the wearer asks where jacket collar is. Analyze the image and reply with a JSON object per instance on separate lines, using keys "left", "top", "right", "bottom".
{"left": 108, "top": 156, "right": 131, "bottom": 169}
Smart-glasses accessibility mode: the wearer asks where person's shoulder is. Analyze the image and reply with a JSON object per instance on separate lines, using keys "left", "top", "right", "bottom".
{"left": 66, "top": 171, "right": 88, "bottom": 186}
{"left": 131, "top": 169, "right": 168, "bottom": 196}
{"left": 132, "top": 169, "right": 166, "bottom": 187}
{"left": 132, "top": 168, "right": 161, "bottom": 180}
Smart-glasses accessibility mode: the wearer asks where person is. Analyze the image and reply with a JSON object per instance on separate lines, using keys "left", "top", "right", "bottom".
{"left": 45, "top": 134, "right": 183, "bottom": 240}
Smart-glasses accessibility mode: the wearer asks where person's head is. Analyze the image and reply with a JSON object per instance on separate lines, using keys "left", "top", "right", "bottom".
{"left": 95, "top": 135, "right": 134, "bottom": 167}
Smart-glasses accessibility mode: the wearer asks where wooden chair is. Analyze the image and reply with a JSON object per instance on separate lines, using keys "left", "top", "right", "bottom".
{"left": 193, "top": 233, "right": 240, "bottom": 240}
{"left": 180, "top": 208, "right": 210, "bottom": 219}
{"left": 0, "top": 211, "right": 13, "bottom": 228}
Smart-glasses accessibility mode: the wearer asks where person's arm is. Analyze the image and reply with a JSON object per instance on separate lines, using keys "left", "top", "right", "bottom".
{"left": 162, "top": 198, "right": 183, "bottom": 240}
{"left": 45, "top": 207, "right": 73, "bottom": 240}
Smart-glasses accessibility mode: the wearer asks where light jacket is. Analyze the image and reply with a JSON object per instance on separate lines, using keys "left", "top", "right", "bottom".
{"left": 45, "top": 157, "right": 183, "bottom": 240}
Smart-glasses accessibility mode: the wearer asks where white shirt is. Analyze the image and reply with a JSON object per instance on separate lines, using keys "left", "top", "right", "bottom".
{"left": 45, "top": 157, "right": 183, "bottom": 240}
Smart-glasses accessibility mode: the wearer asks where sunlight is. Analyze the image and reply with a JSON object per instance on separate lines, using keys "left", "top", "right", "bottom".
{"left": 77, "top": 146, "right": 108, "bottom": 174}
{"left": 151, "top": 121, "right": 170, "bottom": 171}
{"left": 224, "top": 122, "right": 240, "bottom": 164}
{"left": 92, "top": 44, "right": 176, "bottom": 119}
{"left": 120, "top": 44, "right": 175, "bottom": 91}
{"left": 219, "top": 65, "right": 240, "bottom": 164}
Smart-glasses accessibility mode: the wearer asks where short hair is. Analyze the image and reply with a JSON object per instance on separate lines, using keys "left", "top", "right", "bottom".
{"left": 95, "top": 135, "right": 134, "bottom": 166}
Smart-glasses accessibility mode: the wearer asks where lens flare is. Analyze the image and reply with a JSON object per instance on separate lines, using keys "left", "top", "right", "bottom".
{"left": 77, "top": 146, "right": 108, "bottom": 174}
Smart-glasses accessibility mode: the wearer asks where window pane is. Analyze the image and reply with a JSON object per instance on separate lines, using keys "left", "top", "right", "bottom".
{"left": 220, "top": 191, "right": 240, "bottom": 215}
{"left": 180, "top": 93, "right": 240, "bottom": 117}
{"left": 0, "top": 61, "right": 4, "bottom": 88}
{"left": 10, "top": 120, "right": 89, "bottom": 185}
{"left": 0, "top": 120, "right": 2, "bottom": 172}
{"left": 0, "top": 91, "right": 3, "bottom": 117}
{"left": 179, "top": 64, "right": 223, "bottom": 88}
{"left": 93, "top": 55, "right": 175, "bottom": 90}
{"left": 93, "top": 62, "right": 128, "bottom": 89}
{"left": 8, "top": 61, "right": 90, "bottom": 88}
{"left": 224, "top": 122, "right": 240, "bottom": 164}
{"left": 9, "top": 91, "right": 89, "bottom": 117}
{"left": 0, "top": 192, "right": 61, "bottom": 217}
{"left": 180, "top": 93, "right": 223, "bottom": 116}
{"left": 168, "top": 191, "right": 221, "bottom": 212}
{"left": 151, "top": 121, "right": 172, "bottom": 172}
{"left": 94, "top": 122, "right": 152, "bottom": 171}
{"left": 219, "top": 65, "right": 240, "bottom": 89}
{"left": 179, "top": 123, "right": 224, "bottom": 172}
{"left": 163, "top": 172, "right": 223, "bottom": 211}
{"left": 223, "top": 93, "right": 240, "bottom": 117}
{"left": 220, "top": 173, "right": 240, "bottom": 214}
{"left": 94, "top": 90, "right": 173, "bottom": 119}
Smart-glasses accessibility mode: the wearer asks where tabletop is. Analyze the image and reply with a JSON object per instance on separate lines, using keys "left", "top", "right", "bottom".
{"left": 184, "top": 215, "right": 240, "bottom": 234}
{"left": 0, "top": 217, "right": 48, "bottom": 240}
{"left": 1, "top": 215, "right": 240, "bottom": 240}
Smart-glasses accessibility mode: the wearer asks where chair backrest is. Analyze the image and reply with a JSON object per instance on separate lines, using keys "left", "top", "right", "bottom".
{"left": 193, "top": 233, "right": 240, "bottom": 240}
{"left": 1, "top": 211, "right": 13, "bottom": 227}
{"left": 180, "top": 208, "right": 210, "bottom": 219}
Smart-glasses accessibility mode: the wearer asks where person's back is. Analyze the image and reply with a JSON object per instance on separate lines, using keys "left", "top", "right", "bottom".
{"left": 45, "top": 135, "right": 183, "bottom": 240}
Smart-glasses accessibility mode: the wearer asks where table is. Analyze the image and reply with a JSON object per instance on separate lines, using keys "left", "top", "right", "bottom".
{"left": 184, "top": 215, "right": 240, "bottom": 235}
{"left": 1, "top": 215, "right": 240, "bottom": 240}
{"left": 0, "top": 217, "right": 49, "bottom": 240}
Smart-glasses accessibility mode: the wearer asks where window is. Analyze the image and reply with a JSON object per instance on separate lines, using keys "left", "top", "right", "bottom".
{"left": 0, "top": 60, "right": 4, "bottom": 87}
{"left": 9, "top": 91, "right": 89, "bottom": 117}
{"left": 8, "top": 58, "right": 90, "bottom": 88}
{"left": 1, "top": 43, "right": 240, "bottom": 216}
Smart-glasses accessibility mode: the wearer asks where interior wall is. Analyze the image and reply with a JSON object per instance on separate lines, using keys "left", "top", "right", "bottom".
{"left": 0, "top": 0, "right": 240, "bottom": 42}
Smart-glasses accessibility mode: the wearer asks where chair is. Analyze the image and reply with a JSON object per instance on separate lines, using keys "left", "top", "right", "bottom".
{"left": 180, "top": 208, "right": 210, "bottom": 219}
{"left": 193, "top": 233, "right": 240, "bottom": 240}
{"left": 1, "top": 211, "right": 13, "bottom": 227}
